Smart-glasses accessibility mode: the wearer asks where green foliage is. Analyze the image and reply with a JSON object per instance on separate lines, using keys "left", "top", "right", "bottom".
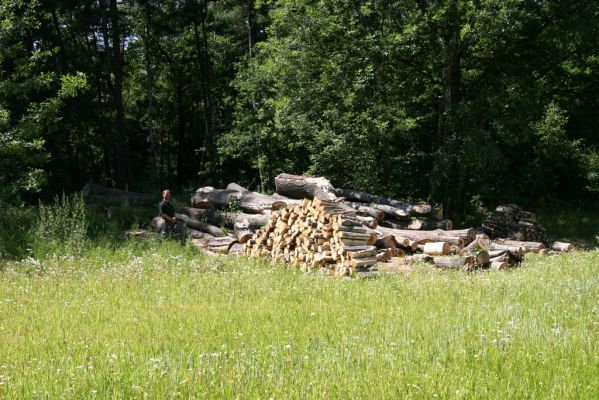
{"left": 0, "top": 0, "right": 598, "bottom": 216}
{"left": 0, "top": 202, "right": 36, "bottom": 260}
{"left": 32, "top": 193, "right": 88, "bottom": 258}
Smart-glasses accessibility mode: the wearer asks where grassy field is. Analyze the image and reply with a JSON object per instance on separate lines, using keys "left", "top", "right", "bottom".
{"left": 0, "top": 241, "right": 597, "bottom": 399}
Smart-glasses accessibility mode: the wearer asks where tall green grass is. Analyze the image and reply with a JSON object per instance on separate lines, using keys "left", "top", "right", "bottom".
{"left": 0, "top": 245, "right": 597, "bottom": 399}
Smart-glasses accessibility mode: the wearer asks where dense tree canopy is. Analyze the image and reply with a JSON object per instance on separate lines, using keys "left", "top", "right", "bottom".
{"left": 1, "top": 0, "right": 597, "bottom": 216}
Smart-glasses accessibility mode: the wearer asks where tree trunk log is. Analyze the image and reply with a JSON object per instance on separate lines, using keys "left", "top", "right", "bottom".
{"left": 495, "top": 239, "right": 545, "bottom": 252}
{"left": 274, "top": 173, "right": 337, "bottom": 201}
{"left": 422, "top": 242, "right": 450, "bottom": 256}
{"left": 334, "top": 188, "right": 440, "bottom": 219}
{"left": 176, "top": 213, "right": 223, "bottom": 236}
{"left": 191, "top": 187, "right": 287, "bottom": 213}
{"left": 375, "top": 226, "right": 474, "bottom": 247}
{"left": 340, "top": 201, "right": 385, "bottom": 220}
{"left": 180, "top": 207, "right": 269, "bottom": 228}
{"left": 380, "top": 218, "right": 452, "bottom": 231}
{"left": 551, "top": 241, "right": 574, "bottom": 252}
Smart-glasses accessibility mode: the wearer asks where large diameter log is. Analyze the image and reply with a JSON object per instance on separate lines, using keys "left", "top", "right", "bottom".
{"left": 551, "top": 241, "right": 574, "bottom": 252}
{"left": 376, "top": 234, "right": 398, "bottom": 249}
{"left": 274, "top": 173, "right": 337, "bottom": 201}
{"left": 151, "top": 216, "right": 165, "bottom": 232}
{"left": 406, "top": 254, "right": 434, "bottom": 263}
{"left": 490, "top": 260, "right": 508, "bottom": 270}
{"left": 459, "top": 233, "right": 491, "bottom": 256}
{"left": 234, "top": 221, "right": 254, "bottom": 244}
{"left": 180, "top": 207, "right": 269, "bottom": 229}
{"left": 343, "top": 202, "right": 385, "bottom": 220}
{"left": 355, "top": 216, "right": 378, "bottom": 229}
{"left": 375, "top": 226, "right": 474, "bottom": 247}
{"left": 176, "top": 213, "right": 224, "bottom": 236}
{"left": 423, "top": 242, "right": 450, "bottom": 256}
{"left": 380, "top": 218, "right": 452, "bottom": 231}
{"left": 495, "top": 239, "right": 545, "bottom": 252}
{"left": 191, "top": 187, "right": 287, "bottom": 213}
{"left": 432, "top": 257, "right": 464, "bottom": 269}
{"left": 334, "top": 188, "right": 440, "bottom": 219}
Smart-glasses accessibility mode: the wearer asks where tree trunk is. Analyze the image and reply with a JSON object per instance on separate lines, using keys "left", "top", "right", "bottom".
{"left": 335, "top": 188, "right": 439, "bottom": 219}
{"left": 375, "top": 226, "right": 474, "bottom": 247}
{"left": 109, "top": 0, "right": 129, "bottom": 189}
{"left": 144, "top": 1, "right": 156, "bottom": 183}
{"left": 180, "top": 207, "right": 269, "bottom": 229}
{"left": 191, "top": 187, "right": 288, "bottom": 213}
{"left": 175, "top": 213, "right": 224, "bottom": 236}
{"left": 380, "top": 218, "right": 452, "bottom": 230}
{"left": 275, "top": 173, "right": 337, "bottom": 201}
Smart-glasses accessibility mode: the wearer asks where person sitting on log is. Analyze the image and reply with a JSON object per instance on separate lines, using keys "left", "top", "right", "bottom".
{"left": 159, "top": 189, "right": 186, "bottom": 244}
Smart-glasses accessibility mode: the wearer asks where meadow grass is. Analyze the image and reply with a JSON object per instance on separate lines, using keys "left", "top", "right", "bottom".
{"left": 0, "top": 242, "right": 597, "bottom": 399}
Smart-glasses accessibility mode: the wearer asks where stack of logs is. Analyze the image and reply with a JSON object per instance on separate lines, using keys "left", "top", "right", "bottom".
{"left": 483, "top": 204, "right": 547, "bottom": 242}
{"left": 244, "top": 199, "right": 379, "bottom": 276}
{"left": 135, "top": 173, "right": 575, "bottom": 275}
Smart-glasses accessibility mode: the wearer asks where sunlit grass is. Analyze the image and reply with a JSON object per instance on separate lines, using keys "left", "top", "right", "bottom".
{"left": 0, "top": 244, "right": 597, "bottom": 399}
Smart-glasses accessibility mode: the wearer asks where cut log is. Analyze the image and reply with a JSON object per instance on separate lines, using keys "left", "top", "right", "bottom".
{"left": 274, "top": 173, "right": 337, "bottom": 201}
{"left": 228, "top": 243, "right": 245, "bottom": 255}
{"left": 406, "top": 254, "right": 434, "bottom": 263}
{"left": 376, "top": 234, "right": 398, "bottom": 249}
{"left": 150, "top": 216, "right": 165, "bottom": 232}
{"left": 432, "top": 257, "right": 464, "bottom": 269}
{"left": 495, "top": 239, "right": 545, "bottom": 252}
{"left": 342, "top": 202, "right": 385, "bottom": 220}
{"left": 191, "top": 186, "right": 287, "bottom": 213}
{"left": 551, "top": 241, "right": 574, "bottom": 252}
{"left": 489, "top": 260, "right": 508, "bottom": 270}
{"left": 459, "top": 233, "right": 491, "bottom": 256}
{"left": 334, "top": 188, "right": 440, "bottom": 219}
{"left": 175, "top": 213, "right": 224, "bottom": 236}
{"left": 355, "top": 216, "right": 378, "bottom": 229}
{"left": 422, "top": 242, "right": 450, "bottom": 256}
{"left": 233, "top": 221, "right": 254, "bottom": 244}
{"left": 375, "top": 226, "right": 474, "bottom": 247}
{"left": 380, "top": 218, "right": 452, "bottom": 231}
{"left": 180, "top": 207, "right": 269, "bottom": 229}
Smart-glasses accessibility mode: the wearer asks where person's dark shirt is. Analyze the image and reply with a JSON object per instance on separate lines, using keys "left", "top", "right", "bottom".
{"left": 159, "top": 200, "right": 175, "bottom": 218}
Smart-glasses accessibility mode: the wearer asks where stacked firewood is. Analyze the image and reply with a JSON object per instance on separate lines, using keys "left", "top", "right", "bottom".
{"left": 482, "top": 204, "right": 547, "bottom": 242}
{"left": 244, "top": 199, "right": 379, "bottom": 276}
{"left": 130, "top": 173, "right": 574, "bottom": 273}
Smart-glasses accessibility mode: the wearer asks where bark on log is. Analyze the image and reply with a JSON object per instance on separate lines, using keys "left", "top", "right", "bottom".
{"left": 355, "top": 216, "right": 378, "bottom": 229}
{"left": 191, "top": 187, "right": 288, "bottom": 213}
{"left": 380, "top": 218, "right": 452, "bottom": 231}
{"left": 274, "top": 173, "right": 337, "bottom": 201}
{"left": 432, "top": 257, "right": 464, "bottom": 269}
{"left": 233, "top": 221, "right": 255, "bottom": 244}
{"left": 489, "top": 260, "right": 508, "bottom": 270}
{"left": 375, "top": 226, "right": 474, "bottom": 247}
{"left": 180, "top": 207, "right": 269, "bottom": 228}
{"left": 342, "top": 202, "right": 385, "bottom": 220}
{"left": 406, "top": 254, "right": 434, "bottom": 263}
{"left": 551, "top": 241, "right": 574, "bottom": 252}
{"left": 334, "top": 188, "right": 440, "bottom": 219}
{"left": 228, "top": 242, "right": 245, "bottom": 255}
{"left": 176, "top": 213, "right": 224, "bottom": 236}
{"left": 459, "top": 233, "right": 491, "bottom": 256}
{"left": 495, "top": 239, "right": 545, "bottom": 252}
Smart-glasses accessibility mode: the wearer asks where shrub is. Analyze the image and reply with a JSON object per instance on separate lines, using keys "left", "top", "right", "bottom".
{"left": 32, "top": 193, "right": 88, "bottom": 258}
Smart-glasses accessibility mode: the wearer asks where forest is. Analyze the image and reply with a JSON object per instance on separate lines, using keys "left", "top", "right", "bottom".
{"left": 1, "top": 0, "right": 598, "bottom": 219}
